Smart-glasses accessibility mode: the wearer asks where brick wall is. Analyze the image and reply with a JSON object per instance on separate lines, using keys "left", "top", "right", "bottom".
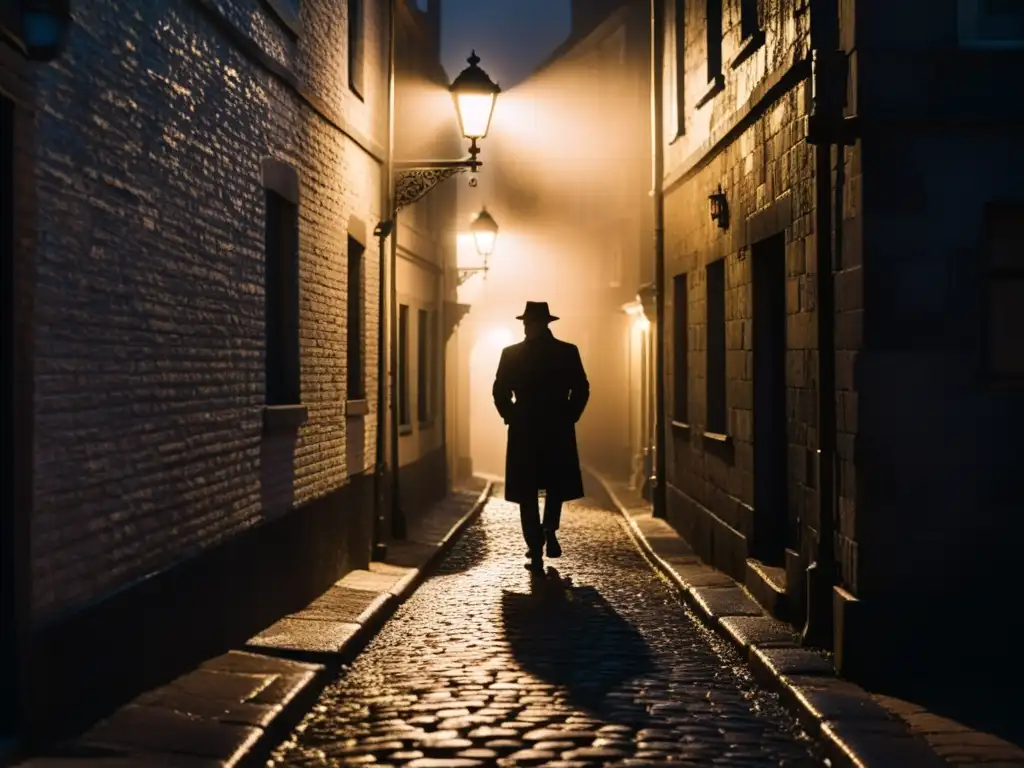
{"left": 29, "top": 0, "right": 386, "bottom": 623}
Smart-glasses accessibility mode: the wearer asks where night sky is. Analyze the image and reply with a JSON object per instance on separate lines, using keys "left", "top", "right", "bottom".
{"left": 435, "top": 0, "right": 572, "bottom": 88}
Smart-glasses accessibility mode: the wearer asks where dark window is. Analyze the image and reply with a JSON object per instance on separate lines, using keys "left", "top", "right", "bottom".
{"left": 706, "top": 0, "right": 723, "bottom": 81}
{"left": 673, "top": 273, "right": 689, "bottom": 422}
{"left": 265, "top": 190, "right": 301, "bottom": 405}
{"left": 1, "top": 94, "right": 17, "bottom": 728}
{"left": 417, "top": 308, "right": 429, "bottom": 423}
{"left": 428, "top": 310, "right": 438, "bottom": 417}
{"left": 398, "top": 304, "right": 410, "bottom": 427}
{"left": 673, "top": 0, "right": 686, "bottom": 135}
{"left": 706, "top": 259, "right": 726, "bottom": 434}
{"left": 740, "top": 0, "right": 759, "bottom": 39}
{"left": 986, "top": 203, "right": 1024, "bottom": 386}
{"left": 348, "top": 0, "right": 365, "bottom": 97}
{"left": 346, "top": 236, "right": 365, "bottom": 400}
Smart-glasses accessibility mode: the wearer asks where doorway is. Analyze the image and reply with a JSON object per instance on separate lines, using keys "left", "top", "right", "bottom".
{"left": 2, "top": 93, "right": 18, "bottom": 736}
{"left": 752, "top": 233, "right": 788, "bottom": 563}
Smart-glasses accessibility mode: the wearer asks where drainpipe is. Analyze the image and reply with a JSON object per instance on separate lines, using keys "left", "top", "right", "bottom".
{"left": 650, "top": 0, "right": 667, "bottom": 519}
{"left": 371, "top": 0, "right": 399, "bottom": 560}
{"left": 802, "top": 1, "right": 846, "bottom": 647}
{"left": 387, "top": 0, "right": 407, "bottom": 540}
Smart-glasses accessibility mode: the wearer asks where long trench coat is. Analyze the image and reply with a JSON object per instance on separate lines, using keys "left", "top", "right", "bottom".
{"left": 492, "top": 329, "right": 590, "bottom": 503}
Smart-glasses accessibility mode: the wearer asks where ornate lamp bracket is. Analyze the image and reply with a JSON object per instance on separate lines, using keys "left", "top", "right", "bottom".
{"left": 394, "top": 155, "right": 482, "bottom": 212}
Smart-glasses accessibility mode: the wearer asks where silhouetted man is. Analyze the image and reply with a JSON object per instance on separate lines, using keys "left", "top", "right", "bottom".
{"left": 493, "top": 301, "right": 590, "bottom": 573}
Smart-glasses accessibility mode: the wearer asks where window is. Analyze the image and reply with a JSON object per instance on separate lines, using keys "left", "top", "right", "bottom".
{"left": 398, "top": 304, "right": 410, "bottom": 427}
{"left": 265, "top": 190, "right": 301, "bottom": 405}
{"left": 706, "top": 0, "right": 723, "bottom": 83}
{"left": 958, "top": 0, "right": 1024, "bottom": 48}
{"left": 706, "top": 259, "right": 727, "bottom": 434}
{"left": 348, "top": 0, "right": 365, "bottom": 96}
{"left": 346, "top": 236, "right": 365, "bottom": 400}
{"left": 428, "top": 310, "right": 438, "bottom": 417}
{"left": 740, "top": 0, "right": 759, "bottom": 40}
{"left": 673, "top": 273, "right": 689, "bottom": 422}
{"left": 665, "top": 0, "right": 686, "bottom": 138}
{"left": 417, "top": 308, "right": 430, "bottom": 423}
{"left": 986, "top": 203, "right": 1024, "bottom": 386}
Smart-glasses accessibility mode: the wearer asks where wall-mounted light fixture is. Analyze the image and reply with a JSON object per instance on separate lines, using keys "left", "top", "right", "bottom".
{"left": 709, "top": 185, "right": 729, "bottom": 229}
{"left": 456, "top": 207, "right": 499, "bottom": 285}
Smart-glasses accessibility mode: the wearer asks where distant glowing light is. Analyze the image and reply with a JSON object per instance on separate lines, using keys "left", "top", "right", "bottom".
{"left": 484, "top": 326, "right": 515, "bottom": 351}
{"left": 470, "top": 208, "right": 500, "bottom": 257}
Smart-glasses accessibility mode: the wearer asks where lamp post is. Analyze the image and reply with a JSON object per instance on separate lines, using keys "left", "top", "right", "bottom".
{"left": 456, "top": 207, "right": 499, "bottom": 285}
{"left": 372, "top": 39, "right": 501, "bottom": 552}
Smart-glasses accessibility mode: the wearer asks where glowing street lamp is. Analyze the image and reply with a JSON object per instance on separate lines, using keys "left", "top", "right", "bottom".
{"left": 450, "top": 51, "right": 502, "bottom": 152}
{"left": 458, "top": 208, "right": 500, "bottom": 285}
{"left": 470, "top": 207, "right": 499, "bottom": 257}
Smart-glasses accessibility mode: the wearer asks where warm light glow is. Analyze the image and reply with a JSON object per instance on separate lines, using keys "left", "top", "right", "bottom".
{"left": 473, "top": 229, "right": 497, "bottom": 257}
{"left": 456, "top": 92, "right": 497, "bottom": 140}
{"left": 483, "top": 326, "right": 515, "bottom": 351}
{"left": 633, "top": 314, "right": 651, "bottom": 332}
{"left": 469, "top": 208, "right": 500, "bottom": 258}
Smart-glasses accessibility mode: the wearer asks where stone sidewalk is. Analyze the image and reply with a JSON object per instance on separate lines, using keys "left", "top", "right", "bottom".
{"left": 584, "top": 468, "right": 1024, "bottom": 768}
{"left": 16, "top": 482, "right": 493, "bottom": 768}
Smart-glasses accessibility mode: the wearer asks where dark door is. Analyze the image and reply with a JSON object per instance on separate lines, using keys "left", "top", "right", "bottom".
{"left": 752, "top": 233, "right": 788, "bottom": 563}
{"left": 2, "top": 93, "right": 16, "bottom": 734}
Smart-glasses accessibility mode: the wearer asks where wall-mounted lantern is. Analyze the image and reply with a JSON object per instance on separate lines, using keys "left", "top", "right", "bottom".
{"left": 456, "top": 207, "right": 499, "bottom": 285}
{"left": 709, "top": 185, "right": 729, "bottom": 229}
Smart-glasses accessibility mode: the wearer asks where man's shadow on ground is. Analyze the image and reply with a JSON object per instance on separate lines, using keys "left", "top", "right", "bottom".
{"left": 500, "top": 568, "right": 656, "bottom": 719}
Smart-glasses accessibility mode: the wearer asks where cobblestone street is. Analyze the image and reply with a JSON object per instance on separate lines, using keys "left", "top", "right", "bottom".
{"left": 270, "top": 494, "right": 825, "bottom": 766}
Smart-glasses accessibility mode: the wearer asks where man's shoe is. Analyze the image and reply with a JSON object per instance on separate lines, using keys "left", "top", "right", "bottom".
{"left": 545, "top": 531, "right": 562, "bottom": 558}
{"left": 526, "top": 551, "right": 544, "bottom": 572}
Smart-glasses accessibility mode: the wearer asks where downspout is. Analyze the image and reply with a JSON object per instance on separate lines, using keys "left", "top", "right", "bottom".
{"left": 802, "top": 0, "right": 845, "bottom": 647}
{"left": 372, "top": 0, "right": 398, "bottom": 560}
{"left": 387, "top": 0, "right": 407, "bottom": 539}
{"left": 650, "top": 0, "right": 667, "bottom": 519}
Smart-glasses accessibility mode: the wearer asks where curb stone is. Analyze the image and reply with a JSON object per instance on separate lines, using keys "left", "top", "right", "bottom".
{"left": 14, "top": 482, "right": 493, "bottom": 768}
{"left": 583, "top": 467, "right": 948, "bottom": 768}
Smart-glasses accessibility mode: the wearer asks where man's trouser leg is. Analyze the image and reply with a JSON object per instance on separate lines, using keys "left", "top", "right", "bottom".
{"left": 519, "top": 497, "right": 543, "bottom": 553}
{"left": 542, "top": 495, "right": 563, "bottom": 533}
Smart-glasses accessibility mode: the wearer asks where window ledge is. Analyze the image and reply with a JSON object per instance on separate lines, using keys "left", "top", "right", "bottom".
{"left": 398, "top": 424, "right": 413, "bottom": 436}
{"left": 731, "top": 29, "right": 765, "bottom": 70}
{"left": 695, "top": 74, "right": 725, "bottom": 110}
{"left": 346, "top": 399, "right": 369, "bottom": 417}
{"left": 671, "top": 420, "right": 692, "bottom": 432}
{"left": 260, "top": 0, "right": 303, "bottom": 38}
{"left": 703, "top": 430, "right": 731, "bottom": 444}
{"left": 263, "top": 404, "right": 308, "bottom": 434}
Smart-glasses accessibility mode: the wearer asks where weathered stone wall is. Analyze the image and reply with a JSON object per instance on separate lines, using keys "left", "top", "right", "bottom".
{"left": 662, "top": 0, "right": 865, "bottom": 587}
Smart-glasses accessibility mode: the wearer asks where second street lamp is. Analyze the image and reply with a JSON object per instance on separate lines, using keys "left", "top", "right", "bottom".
{"left": 457, "top": 207, "right": 499, "bottom": 285}
{"left": 373, "top": 41, "right": 501, "bottom": 548}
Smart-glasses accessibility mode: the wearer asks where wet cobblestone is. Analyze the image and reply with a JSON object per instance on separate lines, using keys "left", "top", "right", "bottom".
{"left": 270, "top": 496, "right": 825, "bottom": 766}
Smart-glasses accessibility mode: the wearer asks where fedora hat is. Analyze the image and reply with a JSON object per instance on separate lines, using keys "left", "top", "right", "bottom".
{"left": 516, "top": 301, "right": 559, "bottom": 323}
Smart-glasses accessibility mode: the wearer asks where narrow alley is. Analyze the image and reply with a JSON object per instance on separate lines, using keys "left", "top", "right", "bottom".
{"left": 269, "top": 494, "right": 823, "bottom": 767}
